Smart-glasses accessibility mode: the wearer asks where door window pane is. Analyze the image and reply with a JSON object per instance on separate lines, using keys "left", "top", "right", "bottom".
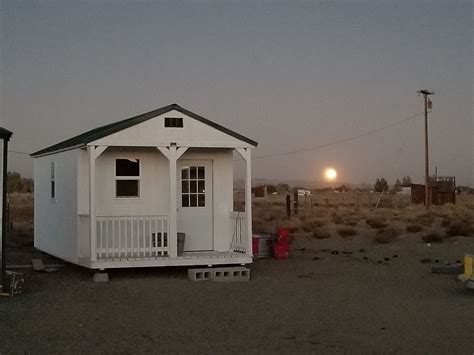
{"left": 181, "top": 165, "right": 206, "bottom": 208}
{"left": 198, "top": 181, "right": 205, "bottom": 193}
{"left": 182, "top": 181, "right": 189, "bottom": 193}
{"left": 181, "top": 167, "right": 189, "bottom": 179}
{"left": 198, "top": 194, "right": 205, "bottom": 207}
{"left": 198, "top": 167, "right": 205, "bottom": 179}
{"left": 182, "top": 194, "right": 189, "bottom": 207}
{"left": 190, "top": 194, "right": 197, "bottom": 207}
{"left": 190, "top": 166, "right": 197, "bottom": 179}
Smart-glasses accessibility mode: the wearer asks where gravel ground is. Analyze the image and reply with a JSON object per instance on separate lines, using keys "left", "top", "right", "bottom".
{"left": 1, "top": 235, "right": 473, "bottom": 354}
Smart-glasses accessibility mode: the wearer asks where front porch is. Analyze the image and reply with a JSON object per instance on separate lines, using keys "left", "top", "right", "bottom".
{"left": 87, "top": 140, "right": 253, "bottom": 269}
{"left": 91, "top": 214, "right": 251, "bottom": 269}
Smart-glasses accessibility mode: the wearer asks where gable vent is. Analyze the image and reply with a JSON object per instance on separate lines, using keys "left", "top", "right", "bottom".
{"left": 164, "top": 117, "right": 183, "bottom": 128}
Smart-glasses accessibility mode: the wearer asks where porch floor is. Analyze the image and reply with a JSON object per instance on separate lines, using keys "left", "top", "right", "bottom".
{"left": 92, "top": 250, "right": 252, "bottom": 269}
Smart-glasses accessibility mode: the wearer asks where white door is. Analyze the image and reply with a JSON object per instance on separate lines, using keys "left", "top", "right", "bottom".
{"left": 177, "top": 160, "right": 213, "bottom": 251}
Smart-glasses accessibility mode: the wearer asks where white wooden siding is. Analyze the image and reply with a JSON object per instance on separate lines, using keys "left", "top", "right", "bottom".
{"left": 78, "top": 147, "right": 235, "bottom": 255}
{"left": 34, "top": 149, "right": 79, "bottom": 263}
{"left": 89, "top": 109, "right": 253, "bottom": 148}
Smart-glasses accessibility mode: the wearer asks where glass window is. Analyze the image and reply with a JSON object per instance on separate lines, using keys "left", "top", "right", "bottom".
{"left": 164, "top": 117, "right": 184, "bottom": 128}
{"left": 116, "top": 159, "right": 140, "bottom": 177}
{"left": 181, "top": 165, "right": 205, "bottom": 208}
{"left": 115, "top": 159, "right": 140, "bottom": 198}
{"left": 50, "top": 162, "right": 56, "bottom": 199}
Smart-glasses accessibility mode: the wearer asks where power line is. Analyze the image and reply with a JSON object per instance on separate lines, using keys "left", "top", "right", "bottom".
{"left": 249, "top": 112, "right": 424, "bottom": 161}
{"left": 7, "top": 111, "right": 424, "bottom": 160}
{"left": 8, "top": 150, "right": 30, "bottom": 155}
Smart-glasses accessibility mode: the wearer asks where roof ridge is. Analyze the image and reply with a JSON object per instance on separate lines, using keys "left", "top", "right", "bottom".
{"left": 31, "top": 104, "right": 257, "bottom": 157}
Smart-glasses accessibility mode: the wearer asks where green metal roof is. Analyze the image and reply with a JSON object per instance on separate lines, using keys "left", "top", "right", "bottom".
{"left": 31, "top": 104, "right": 258, "bottom": 157}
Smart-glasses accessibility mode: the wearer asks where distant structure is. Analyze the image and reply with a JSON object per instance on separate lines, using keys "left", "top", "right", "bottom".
{"left": 297, "top": 189, "right": 311, "bottom": 196}
{"left": 0, "top": 127, "right": 12, "bottom": 292}
{"left": 397, "top": 186, "right": 412, "bottom": 195}
{"left": 252, "top": 186, "right": 267, "bottom": 198}
{"left": 411, "top": 176, "right": 456, "bottom": 205}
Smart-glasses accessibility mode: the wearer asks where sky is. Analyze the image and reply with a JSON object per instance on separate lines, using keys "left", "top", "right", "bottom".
{"left": 1, "top": 0, "right": 472, "bottom": 186}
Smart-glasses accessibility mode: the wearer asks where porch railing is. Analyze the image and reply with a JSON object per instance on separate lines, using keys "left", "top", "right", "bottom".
{"left": 229, "top": 211, "right": 248, "bottom": 254}
{"left": 96, "top": 215, "right": 169, "bottom": 260}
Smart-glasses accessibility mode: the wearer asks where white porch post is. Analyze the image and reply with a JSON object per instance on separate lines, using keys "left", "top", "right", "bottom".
{"left": 236, "top": 148, "right": 253, "bottom": 256}
{"left": 157, "top": 145, "right": 188, "bottom": 258}
{"left": 88, "top": 145, "right": 107, "bottom": 263}
{"left": 88, "top": 146, "right": 97, "bottom": 263}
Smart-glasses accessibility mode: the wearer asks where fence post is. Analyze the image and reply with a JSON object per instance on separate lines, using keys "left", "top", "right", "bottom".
{"left": 293, "top": 192, "right": 299, "bottom": 215}
{"left": 286, "top": 194, "right": 291, "bottom": 218}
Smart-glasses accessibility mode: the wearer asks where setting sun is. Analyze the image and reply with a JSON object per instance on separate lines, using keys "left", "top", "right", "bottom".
{"left": 325, "top": 168, "right": 337, "bottom": 181}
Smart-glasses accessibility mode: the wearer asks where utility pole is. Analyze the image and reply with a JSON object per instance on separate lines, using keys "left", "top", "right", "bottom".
{"left": 418, "top": 89, "right": 434, "bottom": 209}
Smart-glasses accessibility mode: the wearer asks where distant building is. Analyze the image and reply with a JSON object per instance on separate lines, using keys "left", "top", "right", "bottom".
{"left": 397, "top": 187, "right": 411, "bottom": 195}
{"left": 411, "top": 176, "right": 456, "bottom": 205}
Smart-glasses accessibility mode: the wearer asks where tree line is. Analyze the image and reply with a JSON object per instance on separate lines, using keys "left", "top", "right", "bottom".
{"left": 7, "top": 172, "right": 34, "bottom": 193}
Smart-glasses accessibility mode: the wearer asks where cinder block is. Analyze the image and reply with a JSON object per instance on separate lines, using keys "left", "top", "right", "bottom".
{"left": 211, "top": 267, "right": 250, "bottom": 282}
{"left": 93, "top": 272, "right": 109, "bottom": 282}
{"left": 188, "top": 268, "right": 212, "bottom": 281}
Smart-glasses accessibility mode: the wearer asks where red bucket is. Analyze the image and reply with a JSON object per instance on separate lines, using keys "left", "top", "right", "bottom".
{"left": 274, "top": 243, "right": 289, "bottom": 260}
{"left": 276, "top": 227, "right": 289, "bottom": 244}
{"left": 252, "top": 236, "right": 260, "bottom": 258}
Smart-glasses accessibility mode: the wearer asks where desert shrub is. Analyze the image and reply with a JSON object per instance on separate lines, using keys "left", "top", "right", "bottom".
{"left": 264, "top": 214, "right": 277, "bottom": 222}
{"left": 310, "top": 220, "right": 325, "bottom": 228}
{"left": 373, "top": 228, "right": 400, "bottom": 244}
{"left": 406, "top": 224, "right": 423, "bottom": 233}
{"left": 421, "top": 232, "right": 444, "bottom": 243}
{"left": 332, "top": 214, "right": 344, "bottom": 225}
{"left": 302, "top": 224, "right": 312, "bottom": 232}
{"left": 414, "top": 212, "right": 436, "bottom": 227}
{"left": 289, "top": 226, "right": 300, "bottom": 233}
{"left": 445, "top": 220, "right": 473, "bottom": 237}
{"left": 345, "top": 220, "right": 357, "bottom": 226}
{"left": 365, "top": 218, "right": 388, "bottom": 229}
{"left": 302, "top": 219, "right": 325, "bottom": 232}
{"left": 337, "top": 228, "right": 357, "bottom": 238}
{"left": 312, "top": 229, "right": 331, "bottom": 240}
{"left": 440, "top": 218, "right": 451, "bottom": 228}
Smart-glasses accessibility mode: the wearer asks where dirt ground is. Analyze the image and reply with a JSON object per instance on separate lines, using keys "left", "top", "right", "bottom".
{"left": 1, "top": 193, "right": 474, "bottom": 353}
{"left": 1, "top": 236, "right": 473, "bottom": 353}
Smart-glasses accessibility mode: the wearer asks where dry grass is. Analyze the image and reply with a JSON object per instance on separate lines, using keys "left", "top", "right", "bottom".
{"left": 312, "top": 229, "right": 331, "bottom": 240}
{"left": 8, "top": 193, "right": 34, "bottom": 247}
{"left": 406, "top": 224, "right": 423, "bottom": 233}
{"left": 421, "top": 232, "right": 444, "bottom": 243}
{"left": 365, "top": 218, "right": 388, "bottom": 229}
{"left": 245, "top": 192, "right": 474, "bottom": 246}
{"left": 445, "top": 220, "right": 473, "bottom": 237}
{"left": 373, "top": 228, "right": 400, "bottom": 244}
{"left": 337, "top": 228, "right": 357, "bottom": 239}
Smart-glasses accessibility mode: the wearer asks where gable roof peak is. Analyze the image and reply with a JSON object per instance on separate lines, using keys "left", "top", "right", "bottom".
{"left": 31, "top": 104, "right": 257, "bottom": 157}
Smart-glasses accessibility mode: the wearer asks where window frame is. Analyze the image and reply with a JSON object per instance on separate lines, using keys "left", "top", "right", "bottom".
{"left": 180, "top": 165, "right": 206, "bottom": 208}
{"left": 114, "top": 158, "right": 141, "bottom": 199}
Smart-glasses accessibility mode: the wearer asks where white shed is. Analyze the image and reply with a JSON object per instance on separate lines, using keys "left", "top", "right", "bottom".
{"left": 31, "top": 104, "right": 257, "bottom": 270}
